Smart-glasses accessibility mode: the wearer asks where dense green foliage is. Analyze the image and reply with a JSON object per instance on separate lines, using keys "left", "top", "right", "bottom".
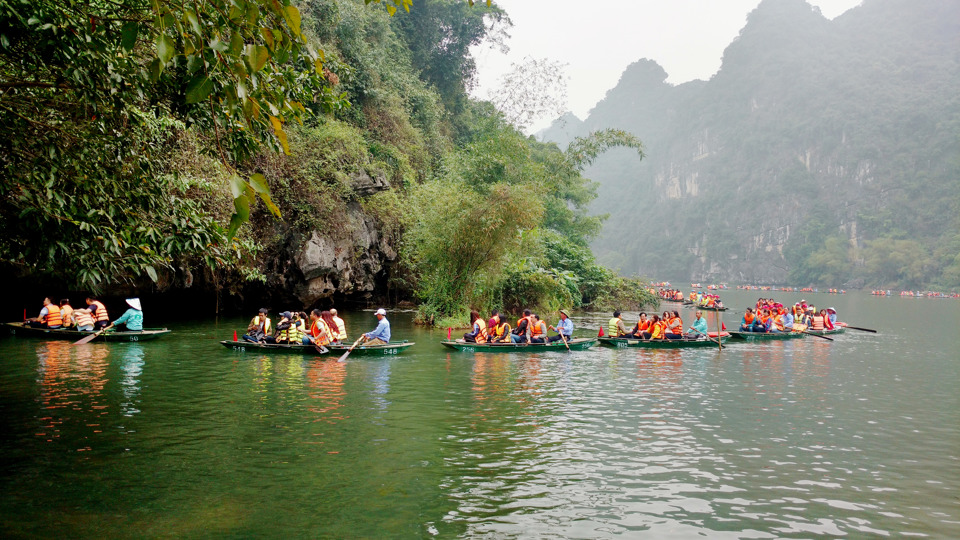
{"left": 542, "top": 0, "right": 960, "bottom": 290}
{"left": 1, "top": 0, "right": 655, "bottom": 319}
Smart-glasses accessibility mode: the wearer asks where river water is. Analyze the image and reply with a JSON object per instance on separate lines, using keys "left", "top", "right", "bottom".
{"left": 0, "top": 290, "right": 957, "bottom": 538}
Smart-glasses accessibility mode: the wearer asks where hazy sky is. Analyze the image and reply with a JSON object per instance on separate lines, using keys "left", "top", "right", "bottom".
{"left": 471, "top": 0, "right": 863, "bottom": 131}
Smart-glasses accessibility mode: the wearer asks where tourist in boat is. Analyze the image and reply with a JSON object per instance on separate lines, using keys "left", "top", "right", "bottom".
{"left": 59, "top": 299, "right": 75, "bottom": 328}
{"left": 362, "top": 308, "right": 391, "bottom": 345}
{"left": 26, "top": 297, "right": 62, "bottom": 329}
{"left": 511, "top": 309, "right": 533, "bottom": 344}
{"left": 684, "top": 310, "right": 708, "bottom": 339}
{"left": 329, "top": 308, "right": 347, "bottom": 343}
{"left": 826, "top": 307, "right": 838, "bottom": 326}
{"left": 608, "top": 311, "right": 628, "bottom": 337}
{"left": 781, "top": 307, "right": 795, "bottom": 332}
{"left": 640, "top": 315, "right": 666, "bottom": 340}
{"left": 665, "top": 310, "right": 683, "bottom": 339}
{"left": 487, "top": 310, "right": 502, "bottom": 338}
{"left": 624, "top": 312, "right": 649, "bottom": 338}
{"left": 529, "top": 314, "right": 548, "bottom": 344}
{"left": 74, "top": 306, "right": 95, "bottom": 332}
{"left": 274, "top": 312, "right": 295, "bottom": 343}
{"left": 818, "top": 309, "right": 834, "bottom": 330}
{"left": 85, "top": 295, "right": 110, "bottom": 329}
{"left": 303, "top": 309, "right": 333, "bottom": 346}
{"left": 243, "top": 308, "right": 272, "bottom": 343}
{"left": 739, "top": 308, "right": 756, "bottom": 331}
{"left": 463, "top": 310, "right": 488, "bottom": 343}
{"left": 547, "top": 309, "right": 574, "bottom": 343}
{"left": 810, "top": 309, "right": 826, "bottom": 331}
{"left": 488, "top": 317, "right": 512, "bottom": 343}
{"left": 107, "top": 298, "right": 143, "bottom": 332}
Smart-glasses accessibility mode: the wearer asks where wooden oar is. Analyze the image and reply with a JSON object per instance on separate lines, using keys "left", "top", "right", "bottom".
{"left": 559, "top": 332, "right": 570, "bottom": 351}
{"left": 693, "top": 329, "right": 723, "bottom": 347}
{"left": 337, "top": 336, "right": 365, "bottom": 362}
{"left": 73, "top": 326, "right": 107, "bottom": 345}
{"left": 844, "top": 326, "right": 877, "bottom": 333}
{"left": 312, "top": 338, "right": 329, "bottom": 355}
{"left": 797, "top": 329, "right": 834, "bottom": 341}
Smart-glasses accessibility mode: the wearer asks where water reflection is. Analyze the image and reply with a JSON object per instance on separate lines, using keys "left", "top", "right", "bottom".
{"left": 118, "top": 344, "right": 144, "bottom": 417}
{"left": 35, "top": 341, "right": 111, "bottom": 447}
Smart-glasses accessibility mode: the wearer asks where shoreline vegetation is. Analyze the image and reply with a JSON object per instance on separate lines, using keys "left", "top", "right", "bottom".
{"left": 0, "top": 0, "right": 654, "bottom": 325}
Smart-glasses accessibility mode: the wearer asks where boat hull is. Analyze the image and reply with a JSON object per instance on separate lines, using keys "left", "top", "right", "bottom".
{"left": 598, "top": 336, "right": 728, "bottom": 348}
{"left": 440, "top": 337, "right": 597, "bottom": 352}
{"left": 806, "top": 327, "right": 845, "bottom": 336}
{"left": 729, "top": 330, "right": 805, "bottom": 341}
{"left": 4, "top": 322, "right": 170, "bottom": 342}
{"left": 220, "top": 340, "right": 414, "bottom": 356}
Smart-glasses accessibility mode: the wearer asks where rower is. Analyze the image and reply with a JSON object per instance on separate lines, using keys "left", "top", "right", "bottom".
{"left": 684, "top": 311, "right": 708, "bottom": 339}
{"left": 362, "top": 308, "right": 391, "bottom": 345}
{"left": 107, "top": 298, "right": 143, "bottom": 332}
{"left": 547, "top": 309, "right": 573, "bottom": 343}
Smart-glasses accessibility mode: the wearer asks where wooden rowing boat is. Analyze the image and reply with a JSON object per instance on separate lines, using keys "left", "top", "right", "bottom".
{"left": 219, "top": 339, "right": 414, "bottom": 356}
{"left": 599, "top": 336, "right": 729, "bottom": 348}
{"left": 805, "top": 326, "right": 845, "bottom": 336}
{"left": 3, "top": 322, "right": 170, "bottom": 342}
{"left": 695, "top": 305, "right": 728, "bottom": 311}
{"left": 728, "top": 330, "right": 804, "bottom": 341}
{"left": 440, "top": 337, "right": 597, "bottom": 352}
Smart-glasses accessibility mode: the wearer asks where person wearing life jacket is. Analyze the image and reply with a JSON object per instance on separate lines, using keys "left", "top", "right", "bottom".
{"left": 625, "top": 312, "right": 650, "bottom": 338}
{"left": 740, "top": 308, "right": 756, "bottom": 331}
{"left": 274, "top": 311, "right": 296, "bottom": 343}
{"left": 511, "top": 309, "right": 534, "bottom": 344}
{"left": 59, "top": 299, "right": 75, "bottom": 328}
{"left": 489, "top": 317, "right": 512, "bottom": 343}
{"left": 74, "top": 307, "right": 95, "bottom": 332}
{"left": 818, "top": 309, "right": 834, "bottom": 330}
{"left": 27, "top": 297, "right": 62, "bottom": 328}
{"left": 329, "top": 308, "right": 347, "bottom": 343}
{"left": 810, "top": 310, "right": 826, "bottom": 331}
{"left": 487, "top": 310, "right": 501, "bottom": 336}
{"left": 547, "top": 309, "right": 574, "bottom": 343}
{"left": 108, "top": 298, "right": 143, "bottom": 332}
{"left": 85, "top": 296, "right": 110, "bottom": 329}
{"left": 302, "top": 309, "right": 330, "bottom": 346}
{"left": 243, "top": 308, "right": 272, "bottom": 343}
{"left": 463, "top": 310, "right": 488, "bottom": 343}
{"left": 664, "top": 310, "right": 683, "bottom": 340}
{"left": 529, "top": 314, "right": 548, "bottom": 344}
{"left": 641, "top": 315, "right": 666, "bottom": 340}
{"left": 609, "top": 311, "right": 628, "bottom": 337}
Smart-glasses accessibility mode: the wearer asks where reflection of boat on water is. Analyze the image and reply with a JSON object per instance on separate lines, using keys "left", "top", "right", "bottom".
{"left": 4, "top": 322, "right": 170, "bottom": 342}
{"left": 440, "top": 338, "right": 597, "bottom": 352}
{"left": 220, "top": 339, "right": 414, "bottom": 356}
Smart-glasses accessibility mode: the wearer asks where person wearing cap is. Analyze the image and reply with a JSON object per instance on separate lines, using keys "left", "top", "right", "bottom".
{"left": 274, "top": 311, "right": 295, "bottom": 343}
{"left": 362, "top": 308, "right": 391, "bottom": 345}
{"left": 547, "top": 310, "right": 573, "bottom": 343}
{"left": 243, "top": 308, "right": 272, "bottom": 343}
{"left": 108, "top": 298, "right": 143, "bottom": 332}
{"left": 330, "top": 308, "right": 347, "bottom": 343}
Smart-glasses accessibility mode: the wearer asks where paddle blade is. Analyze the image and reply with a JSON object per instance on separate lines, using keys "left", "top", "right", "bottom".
{"left": 73, "top": 331, "right": 101, "bottom": 345}
{"left": 846, "top": 326, "right": 877, "bottom": 333}
{"left": 337, "top": 350, "right": 351, "bottom": 362}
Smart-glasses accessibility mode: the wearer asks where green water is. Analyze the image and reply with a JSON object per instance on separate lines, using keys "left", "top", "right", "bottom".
{"left": 0, "top": 294, "right": 958, "bottom": 538}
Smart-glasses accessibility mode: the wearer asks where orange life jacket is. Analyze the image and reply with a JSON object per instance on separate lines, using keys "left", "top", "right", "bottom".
{"left": 530, "top": 321, "right": 546, "bottom": 337}
{"left": 311, "top": 319, "right": 332, "bottom": 346}
{"left": 43, "top": 304, "right": 62, "bottom": 327}
{"left": 743, "top": 313, "right": 755, "bottom": 325}
{"left": 638, "top": 319, "right": 651, "bottom": 332}
{"left": 666, "top": 316, "right": 682, "bottom": 335}
{"left": 90, "top": 300, "right": 109, "bottom": 322}
{"left": 74, "top": 309, "right": 94, "bottom": 328}
{"left": 811, "top": 316, "right": 824, "bottom": 331}
{"left": 774, "top": 314, "right": 784, "bottom": 331}
{"left": 473, "top": 318, "right": 488, "bottom": 343}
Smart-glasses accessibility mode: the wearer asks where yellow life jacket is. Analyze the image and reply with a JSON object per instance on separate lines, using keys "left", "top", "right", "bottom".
{"left": 608, "top": 317, "right": 625, "bottom": 336}
{"left": 332, "top": 316, "right": 346, "bottom": 340}
{"left": 473, "top": 318, "right": 488, "bottom": 343}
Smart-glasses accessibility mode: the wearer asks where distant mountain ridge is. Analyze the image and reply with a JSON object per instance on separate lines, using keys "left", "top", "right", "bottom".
{"left": 540, "top": 0, "right": 960, "bottom": 289}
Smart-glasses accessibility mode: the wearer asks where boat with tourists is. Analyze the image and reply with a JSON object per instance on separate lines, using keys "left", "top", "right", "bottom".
{"left": 598, "top": 334, "right": 729, "bottom": 349}
{"left": 3, "top": 322, "right": 170, "bottom": 342}
{"left": 441, "top": 337, "right": 597, "bottom": 352}
{"left": 220, "top": 339, "right": 415, "bottom": 356}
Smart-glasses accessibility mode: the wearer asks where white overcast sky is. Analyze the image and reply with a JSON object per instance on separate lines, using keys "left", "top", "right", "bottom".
{"left": 470, "top": 0, "right": 863, "bottom": 132}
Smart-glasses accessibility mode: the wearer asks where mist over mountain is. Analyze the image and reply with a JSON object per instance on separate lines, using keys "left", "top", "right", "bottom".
{"left": 541, "top": 0, "right": 960, "bottom": 289}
